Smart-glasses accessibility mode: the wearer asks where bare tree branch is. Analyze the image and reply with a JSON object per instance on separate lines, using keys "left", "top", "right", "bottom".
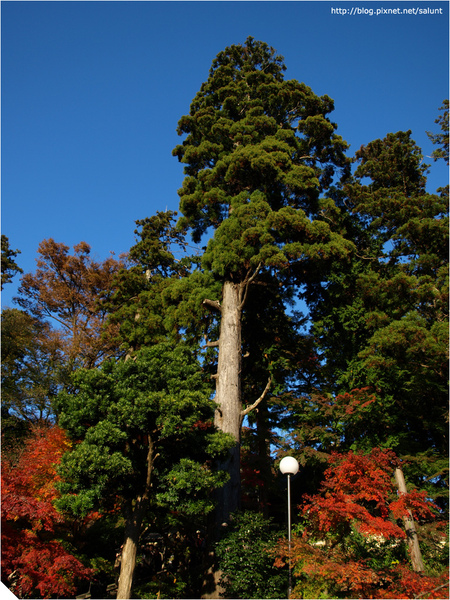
{"left": 239, "top": 262, "right": 262, "bottom": 309}
{"left": 202, "top": 299, "right": 222, "bottom": 312}
{"left": 241, "top": 377, "right": 272, "bottom": 418}
{"left": 204, "top": 340, "right": 220, "bottom": 348}
{"left": 415, "top": 584, "right": 449, "bottom": 600}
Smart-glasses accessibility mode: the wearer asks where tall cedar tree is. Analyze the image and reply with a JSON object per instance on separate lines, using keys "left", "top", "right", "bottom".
{"left": 54, "top": 342, "right": 233, "bottom": 599}
{"left": 173, "top": 37, "right": 352, "bottom": 523}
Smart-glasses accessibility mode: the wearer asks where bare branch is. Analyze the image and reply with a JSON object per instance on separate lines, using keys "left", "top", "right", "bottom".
{"left": 246, "top": 262, "right": 262, "bottom": 285}
{"left": 241, "top": 377, "right": 272, "bottom": 418}
{"left": 202, "top": 298, "right": 222, "bottom": 312}
{"left": 414, "top": 583, "right": 448, "bottom": 599}
{"left": 239, "top": 262, "right": 262, "bottom": 309}
{"left": 204, "top": 340, "right": 220, "bottom": 348}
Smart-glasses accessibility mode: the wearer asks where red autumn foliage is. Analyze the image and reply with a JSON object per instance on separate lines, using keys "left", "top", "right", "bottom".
{"left": 375, "top": 564, "right": 449, "bottom": 599}
{"left": 276, "top": 448, "right": 448, "bottom": 599}
{"left": 303, "top": 448, "right": 406, "bottom": 540}
{"left": 1, "top": 425, "right": 92, "bottom": 598}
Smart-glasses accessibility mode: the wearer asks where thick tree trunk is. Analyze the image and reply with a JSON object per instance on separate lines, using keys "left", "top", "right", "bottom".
{"left": 116, "top": 437, "right": 156, "bottom": 599}
{"left": 394, "top": 466, "right": 425, "bottom": 572}
{"left": 214, "top": 280, "right": 243, "bottom": 526}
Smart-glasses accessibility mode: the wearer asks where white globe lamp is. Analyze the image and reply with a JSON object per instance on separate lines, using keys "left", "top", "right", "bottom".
{"left": 279, "top": 456, "right": 299, "bottom": 476}
{"left": 279, "top": 455, "right": 299, "bottom": 597}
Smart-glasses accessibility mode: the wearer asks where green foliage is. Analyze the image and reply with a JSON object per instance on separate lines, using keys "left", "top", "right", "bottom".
{"left": 294, "top": 128, "right": 449, "bottom": 510}
{"left": 55, "top": 342, "right": 232, "bottom": 518}
{"left": 215, "top": 511, "right": 287, "bottom": 599}
{"left": 427, "top": 99, "right": 449, "bottom": 165}
{"left": 106, "top": 210, "right": 221, "bottom": 353}
{"left": 1, "top": 308, "right": 65, "bottom": 426}
{"left": 174, "top": 36, "right": 351, "bottom": 276}
{"left": 157, "top": 458, "right": 229, "bottom": 518}
{"left": 1, "top": 234, "right": 23, "bottom": 290}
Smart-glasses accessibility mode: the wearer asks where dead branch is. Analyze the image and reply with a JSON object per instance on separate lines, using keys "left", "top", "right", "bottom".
{"left": 241, "top": 377, "right": 272, "bottom": 418}
{"left": 204, "top": 340, "right": 220, "bottom": 348}
{"left": 202, "top": 299, "right": 222, "bottom": 312}
{"left": 239, "top": 262, "right": 262, "bottom": 309}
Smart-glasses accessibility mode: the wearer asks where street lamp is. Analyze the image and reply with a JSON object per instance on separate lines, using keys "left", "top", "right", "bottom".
{"left": 279, "top": 456, "right": 299, "bottom": 598}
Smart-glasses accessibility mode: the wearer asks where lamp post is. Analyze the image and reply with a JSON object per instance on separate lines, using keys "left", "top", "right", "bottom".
{"left": 279, "top": 456, "right": 299, "bottom": 598}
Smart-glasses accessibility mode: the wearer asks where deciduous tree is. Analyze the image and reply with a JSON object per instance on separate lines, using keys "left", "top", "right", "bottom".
{"left": 1, "top": 424, "right": 92, "bottom": 598}
{"left": 16, "top": 238, "right": 125, "bottom": 369}
{"left": 275, "top": 449, "right": 448, "bottom": 599}
{"left": 1, "top": 308, "right": 64, "bottom": 427}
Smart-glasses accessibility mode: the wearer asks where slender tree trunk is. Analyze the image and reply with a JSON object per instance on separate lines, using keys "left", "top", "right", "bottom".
{"left": 394, "top": 466, "right": 425, "bottom": 572}
{"left": 214, "top": 280, "right": 243, "bottom": 526}
{"left": 117, "top": 437, "right": 156, "bottom": 599}
{"left": 116, "top": 501, "right": 145, "bottom": 599}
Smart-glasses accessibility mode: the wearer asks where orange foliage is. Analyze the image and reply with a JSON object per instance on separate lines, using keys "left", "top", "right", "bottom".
{"left": 17, "top": 238, "right": 125, "bottom": 368}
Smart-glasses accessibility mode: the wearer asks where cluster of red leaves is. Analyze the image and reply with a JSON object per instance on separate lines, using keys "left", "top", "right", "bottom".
{"left": 191, "top": 419, "right": 214, "bottom": 431}
{"left": 1, "top": 425, "right": 92, "bottom": 598}
{"left": 275, "top": 539, "right": 384, "bottom": 595}
{"left": 334, "top": 387, "right": 377, "bottom": 416}
{"left": 277, "top": 536, "right": 449, "bottom": 599}
{"left": 276, "top": 449, "right": 448, "bottom": 599}
{"left": 375, "top": 564, "right": 450, "bottom": 599}
{"left": 302, "top": 448, "right": 437, "bottom": 540}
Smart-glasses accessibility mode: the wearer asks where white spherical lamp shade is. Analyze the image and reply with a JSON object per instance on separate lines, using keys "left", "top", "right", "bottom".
{"left": 279, "top": 456, "right": 299, "bottom": 475}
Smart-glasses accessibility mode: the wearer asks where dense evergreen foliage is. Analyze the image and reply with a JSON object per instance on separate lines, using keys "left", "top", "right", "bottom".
{"left": 1, "top": 235, "right": 23, "bottom": 290}
{"left": 1, "top": 37, "right": 447, "bottom": 600}
{"left": 215, "top": 512, "right": 287, "bottom": 599}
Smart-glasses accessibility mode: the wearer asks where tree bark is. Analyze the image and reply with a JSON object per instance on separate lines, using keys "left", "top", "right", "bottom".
{"left": 213, "top": 280, "right": 243, "bottom": 527}
{"left": 394, "top": 466, "right": 425, "bottom": 572}
{"left": 116, "top": 437, "right": 156, "bottom": 599}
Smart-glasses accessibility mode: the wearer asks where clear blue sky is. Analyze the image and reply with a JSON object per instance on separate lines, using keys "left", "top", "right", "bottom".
{"left": 1, "top": 0, "right": 448, "bottom": 308}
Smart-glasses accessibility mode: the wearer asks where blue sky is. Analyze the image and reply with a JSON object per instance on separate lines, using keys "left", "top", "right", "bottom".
{"left": 1, "top": 0, "right": 448, "bottom": 308}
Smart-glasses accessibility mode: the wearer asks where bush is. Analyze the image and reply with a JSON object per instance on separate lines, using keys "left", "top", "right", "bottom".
{"left": 215, "top": 511, "right": 287, "bottom": 599}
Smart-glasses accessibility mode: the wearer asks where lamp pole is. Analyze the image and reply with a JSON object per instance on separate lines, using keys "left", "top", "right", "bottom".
{"left": 279, "top": 456, "right": 299, "bottom": 598}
